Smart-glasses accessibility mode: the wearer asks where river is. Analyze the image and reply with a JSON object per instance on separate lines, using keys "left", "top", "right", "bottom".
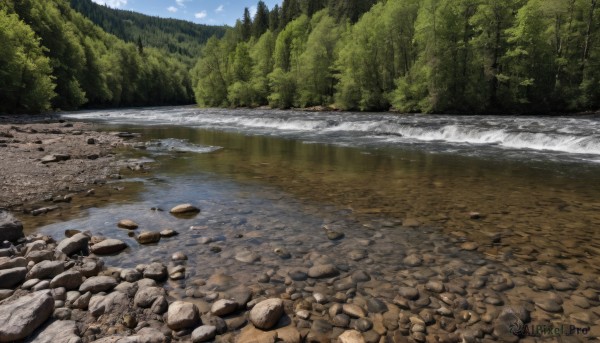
{"left": 30, "top": 107, "right": 600, "bottom": 340}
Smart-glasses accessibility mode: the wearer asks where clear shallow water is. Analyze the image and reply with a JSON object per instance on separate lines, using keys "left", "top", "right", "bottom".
{"left": 23, "top": 107, "right": 600, "bottom": 339}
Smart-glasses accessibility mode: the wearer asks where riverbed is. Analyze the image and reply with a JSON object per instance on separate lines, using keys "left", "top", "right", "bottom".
{"left": 24, "top": 107, "right": 600, "bottom": 341}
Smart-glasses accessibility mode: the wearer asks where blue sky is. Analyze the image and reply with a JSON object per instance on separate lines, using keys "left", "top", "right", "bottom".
{"left": 91, "top": 0, "right": 281, "bottom": 26}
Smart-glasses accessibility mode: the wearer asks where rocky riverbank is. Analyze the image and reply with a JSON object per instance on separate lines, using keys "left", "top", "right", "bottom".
{"left": 2, "top": 199, "right": 597, "bottom": 343}
{"left": 0, "top": 116, "right": 132, "bottom": 210}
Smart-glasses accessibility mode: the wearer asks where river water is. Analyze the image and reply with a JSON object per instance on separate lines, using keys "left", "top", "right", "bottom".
{"left": 30, "top": 107, "right": 600, "bottom": 340}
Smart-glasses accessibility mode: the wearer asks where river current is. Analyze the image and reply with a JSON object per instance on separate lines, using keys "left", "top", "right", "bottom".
{"left": 27, "top": 107, "right": 600, "bottom": 340}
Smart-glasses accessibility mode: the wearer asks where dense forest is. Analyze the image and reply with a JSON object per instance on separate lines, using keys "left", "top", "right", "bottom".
{"left": 193, "top": 0, "right": 600, "bottom": 113}
{"left": 69, "top": 0, "right": 226, "bottom": 63}
{"left": 0, "top": 0, "right": 213, "bottom": 113}
{"left": 2, "top": 0, "right": 599, "bottom": 114}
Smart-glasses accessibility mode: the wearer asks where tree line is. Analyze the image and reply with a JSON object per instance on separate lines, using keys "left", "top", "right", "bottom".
{"left": 0, "top": 0, "right": 195, "bottom": 114}
{"left": 192, "top": 0, "right": 600, "bottom": 113}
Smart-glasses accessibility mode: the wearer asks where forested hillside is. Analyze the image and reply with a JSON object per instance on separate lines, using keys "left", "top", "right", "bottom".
{"left": 192, "top": 0, "right": 600, "bottom": 113}
{"left": 70, "top": 0, "right": 226, "bottom": 62}
{"left": 0, "top": 0, "right": 196, "bottom": 114}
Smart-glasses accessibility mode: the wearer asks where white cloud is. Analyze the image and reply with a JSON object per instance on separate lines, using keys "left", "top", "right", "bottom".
{"left": 215, "top": 5, "right": 224, "bottom": 13}
{"left": 249, "top": 5, "right": 257, "bottom": 17}
{"left": 167, "top": 6, "right": 178, "bottom": 13}
{"left": 91, "top": 0, "right": 127, "bottom": 7}
{"left": 195, "top": 11, "right": 207, "bottom": 19}
{"left": 175, "top": 0, "right": 189, "bottom": 7}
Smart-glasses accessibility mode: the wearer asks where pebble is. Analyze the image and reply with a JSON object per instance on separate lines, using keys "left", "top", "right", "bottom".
{"left": 172, "top": 252, "right": 188, "bottom": 261}
{"left": 536, "top": 298, "right": 562, "bottom": 313}
{"left": 170, "top": 203, "right": 200, "bottom": 214}
{"left": 160, "top": 229, "right": 178, "bottom": 238}
{"left": 338, "top": 330, "right": 365, "bottom": 343}
{"left": 117, "top": 219, "right": 139, "bottom": 229}
{"left": 343, "top": 304, "right": 366, "bottom": 318}
{"left": 308, "top": 264, "right": 338, "bottom": 278}
{"left": 136, "top": 231, "right": 161, "bottom": 244}
{"left": 398, "top": 286, "right": 419, "bottom": 300}
{"left": 460, "top": 242, "right": 479, "bottom": 251}
{"left": 403, "top": 254, "right": 422, "bottom": 267}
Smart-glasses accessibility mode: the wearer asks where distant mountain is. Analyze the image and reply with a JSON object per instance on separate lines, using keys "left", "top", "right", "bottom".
{"left": 70, "top": 0, "right": 226, "bottom": 61}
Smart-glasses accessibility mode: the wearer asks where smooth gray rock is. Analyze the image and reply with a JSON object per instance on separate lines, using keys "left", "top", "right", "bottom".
{"left": 211, "top": 299, "right": 238, "bottom": 316}
{"left": 88, "top": 292, "right": 128, "bottom": 317}
{"left": 79, "top": 276, "right": 117, "bottom": 293}
{"left": 249, "top": 298, "right": 284, "bottom": 330}
{"left": 191, "top": 325, "right": 216, "bottom": 343}
{"left": 0, "top": 267, "right": 27, "bottom": 288}
{"left": 136, "top": 232, "right": 161, "bottom": 245}
{"left": 27, "top": 261, "right": 64, "bottom": 280}
{"left": 56, "top": 234, "right": 89, "bottom": 257}
{"left": 167, "top": 301, "right": 200, "bottom": 330}
{"left": 26, "top": 320, "right": 81, "bottom": 343}
{"left": 0, "top": 256, "right": 27, "bottom": 270}
{"left": 134, "top": 286, "right": 166, "bottom": 308}
{"left": 0, "top": 290, "right": 54, "bottom": 341}
{"left": 25, "top": 251, "right": 53, "bottom": 264}
{"left": 90, "top": 239, "right": 127, "bottom": 255}
{"left": 170, "top": 203, "right": 200, "bottom": 214}
{"left": 0, "top": 211, "right": 24, "bottom": 243}
{"left": 308, "top": 264, "right": 339, "bottom": 278}
{"left": 90, "top": 327, "right": 166, "bottom": 343}
{"left": 143, "top": 262, "right": 167, "bottom": 281}
{"left": 50, "top": 270, "right": 83, "bottom": 290}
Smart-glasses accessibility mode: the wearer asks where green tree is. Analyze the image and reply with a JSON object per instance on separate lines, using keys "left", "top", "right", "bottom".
{"left": 253, "top": 1, "right": 270, "bottom": 38}
{"left": 297, "top": 11, "right": 342, "bottom": 106}
{"left": 0, "top": 9, "right": 55, "bottom": 113}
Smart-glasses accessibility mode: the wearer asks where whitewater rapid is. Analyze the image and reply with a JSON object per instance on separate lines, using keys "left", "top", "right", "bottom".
{"left": 62, "top": 107, "right": 600, "bottom": 163}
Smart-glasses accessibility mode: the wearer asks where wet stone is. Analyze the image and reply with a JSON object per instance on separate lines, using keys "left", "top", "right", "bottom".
{"left": 403, "top": 254, "right": 422, "bottom": 267}
{"left": 536, "top": 298, "right": 562, "bottom": 313}
{"left": 351, "top": 270, "right": 371, "bottom": 283}
{"left": 398, "top": 287, "right": 419, "bottom": 300}
{"left": 117, "top": 219, "right": 138, "bottom": 229}
{"left": 460, "top": 242, "right": 479, "bottom": 251}
{"left": 425, "top": 280, "right": 445, "bottom": 293}
{"left": 249, "top": 298, "right": 284, "bottom": 330}
{"left": 289, "top": 269, "right": 308, "bottom": 281}
{"left": 354, "top": 318, "right": 373, "bottom": 332}
{"left": 366, "top": 298, "right": 388, "bottom": 314}
{"left": 143, "top": 262, "right": 167, "bottom": 281}
{"left": 211, "top": 299, "right": 238, "bottom": 316}
{"left": 343, "top": 304, "right": 366, "bottom": 318}
{"left": 170, "top": 203, "right": 200, "bottom": 214}
{"left": 308, "top": 264, "right": 338, "bottom": 278}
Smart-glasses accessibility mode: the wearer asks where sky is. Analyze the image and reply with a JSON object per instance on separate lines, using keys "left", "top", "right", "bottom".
{"left": 90, "top": 0, "right": 281, "bottom": 26}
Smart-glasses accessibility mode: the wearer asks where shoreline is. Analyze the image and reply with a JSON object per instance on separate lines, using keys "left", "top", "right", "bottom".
{"left": 0, "top": 117, "right": 133, "bottom": 211}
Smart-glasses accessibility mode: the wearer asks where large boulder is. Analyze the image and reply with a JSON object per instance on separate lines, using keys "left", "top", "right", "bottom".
{"left": 26, "top": 320, "right": 81, "bottom": 343}
{"left": 249, "top": 298, "right": 284, "bottom": 330}
{"left": 0, "top": 267, "right": 27, "bottom": 288}
{"left": 27, "top": 261, "right": 64, "bottom": 280}
{"left": 0, "top": 290, "right": 54, "bottom": 341}
{"left": 0, "top": 211, "right": 24, "bottom": 243}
